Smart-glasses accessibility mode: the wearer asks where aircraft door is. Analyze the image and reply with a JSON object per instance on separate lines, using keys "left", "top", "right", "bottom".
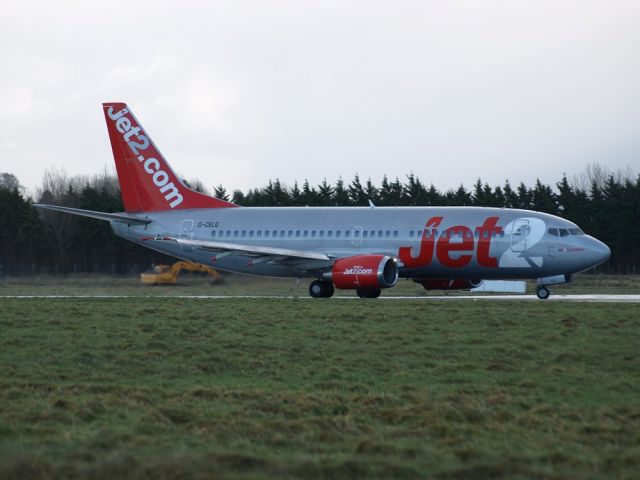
{"left": 510, "top": 219, "right": 530, "bottom": 253}
{"left": 179, "top": 219, "right": 194, "bottom": 251}
{"left": 352, "top": 226, "right": 363, "bottom": 248}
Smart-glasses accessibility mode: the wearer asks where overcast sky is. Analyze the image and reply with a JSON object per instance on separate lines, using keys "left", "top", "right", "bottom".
{"left": 1, "top": 0, "right": 639, "bottom": 197}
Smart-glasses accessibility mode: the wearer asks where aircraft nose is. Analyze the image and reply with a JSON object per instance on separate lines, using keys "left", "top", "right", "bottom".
{"left": 589, "top": 237, "right": 611, "bottom": 266}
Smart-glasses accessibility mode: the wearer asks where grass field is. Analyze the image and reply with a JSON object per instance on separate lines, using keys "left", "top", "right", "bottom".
{"left": 1, "top": 297, "right": 639, "bottom": 479}
{"left": 1, "top": 272, "right": 639, "bottom": 296}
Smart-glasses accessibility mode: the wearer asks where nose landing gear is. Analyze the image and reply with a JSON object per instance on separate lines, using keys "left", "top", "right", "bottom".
{"left": 536, "top": 286, "right": 550, "bottom": 300}
{"left": 535, "top": 274, "right": 571, "bottom": 300}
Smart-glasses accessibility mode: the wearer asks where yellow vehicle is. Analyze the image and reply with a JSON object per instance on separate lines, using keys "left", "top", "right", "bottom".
{"left": 140, "top": 261, "right": 221, "bottom": 285}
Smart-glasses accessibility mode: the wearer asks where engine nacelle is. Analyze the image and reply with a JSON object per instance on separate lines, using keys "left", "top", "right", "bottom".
{"left": 414, "top": 278, "right": 484, "bottom": 291}
{"left": 324, "top": 255, "right": 399, "bottom": 290}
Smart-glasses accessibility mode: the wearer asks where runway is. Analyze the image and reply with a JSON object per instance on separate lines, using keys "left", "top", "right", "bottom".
{"left": 1, "top": 294, "right": 639, "bottom": 302}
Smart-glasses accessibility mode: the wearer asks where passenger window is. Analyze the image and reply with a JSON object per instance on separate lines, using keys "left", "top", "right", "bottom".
{"left": 345, "top": 230, "right": 351, "bottom": 238}
{"left": 303, "top": 230, "right": 308, "bottom": 238}
{"left": 328, "top": 231, "right": 333, "bottom": 238}
{"left": 370, "top": 230, "right": 375, "bottom": 238}
{"left": 264, "top": 230, "right": 269, "bottom": 238}
{"left": 548, "top": 228, "right": 558, "bottom": 237}
{"left": 241, "top": 231, "right": 247, "bottom": 238}
{"left": 226, "top": 230, "right": 231, "bottom": 237}
{"left": 336, "top": 230, "right": 342, "bottom": 238}
{"left": 295, "top": 230, "right": 301, "bottom": 237}
{"left": 256, "top": 231, "right": 261, "bottom": 238}
{"left": 280, "top": 230, "right": 285, "bottom": 237}
{"left": 211, "top": 230, "right": 216, "bottom": 237}
{"left": 288, "top": 230, "right": 293, "bottom": 237}
{"left": 363, "top": 231, "right": 368, "bottom": 239}
{"left": 559, "top": 229, "right": 569, "bottom": 237}
{"left": 385, "top": 231, "right": 390, "bottom": 238}
{"left": 311, "top": 230, "right": 316, "bottom": 237}
{"left": 234, "top": 230, "right": 239, "bottom": 237}
{"left": 378, "top": 230, "right": 383, "bottom": 238}
{"left": 354, "top": 230, "right": 360, "bottom": 238}
{"left": 393, "top": 231, "right": 398, "bottom": 238}
{"left": 319, "top": 231, "right": 325, "bottom": 238}
{"left": 218, "top": 230, "right": 224, "bottom": 237}
{"left": 249, "top": 230, "right": 254, "bottom": 238}
{"left": 409, "top": 231, "right": 414, "bottom": 238}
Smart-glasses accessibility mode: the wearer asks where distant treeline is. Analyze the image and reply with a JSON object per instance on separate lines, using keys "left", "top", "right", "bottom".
{"left": 0, "top": 165, "right": 638, "bottom": 276}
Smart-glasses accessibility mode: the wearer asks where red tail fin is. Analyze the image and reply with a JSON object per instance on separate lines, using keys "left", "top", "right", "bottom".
{"left": 103, "top": 102, "right": 238, "bottom": 212}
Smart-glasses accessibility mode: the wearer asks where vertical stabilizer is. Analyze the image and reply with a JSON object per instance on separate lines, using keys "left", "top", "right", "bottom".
{"left": 103, "top": 102, "right": 238, "bottom": 212}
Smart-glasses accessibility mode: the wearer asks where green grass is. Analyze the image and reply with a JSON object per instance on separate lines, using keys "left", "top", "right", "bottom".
{"left": 0, "top": 298, "right": 639, "bottom": 479}
{"left": 1, "top": 272, "right": 639, "bottom": 296}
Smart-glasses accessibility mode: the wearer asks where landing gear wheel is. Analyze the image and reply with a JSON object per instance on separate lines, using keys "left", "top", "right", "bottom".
{"left": 536, "top": 286, "right": 550, "bottom": 300}
{"left": 356, "top": 288, "right": 382, "bottom": 299}
{"left": 309, "top": 280, "right": 334, "bottom": 298}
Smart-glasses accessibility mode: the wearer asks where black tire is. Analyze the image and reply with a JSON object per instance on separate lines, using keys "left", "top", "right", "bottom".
{"left": 356, "top": 288, "right": 381, "bottom": 299}
{"left": 309, "top": 280, "right": 324, "bottom": 298}
{"left": 368, "top": 288, "right": 381, "bottom": 298}
{"left": 309, "top": 280, "right": 334, "bottom": 298}
{"left": 324, "top": 283, "right": 335, "bottom": 298}
{"left": 536, "top": 286, "right": 550, "bottom": 300}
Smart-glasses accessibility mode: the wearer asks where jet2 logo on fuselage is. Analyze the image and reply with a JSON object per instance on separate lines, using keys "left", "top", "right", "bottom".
{"left": 399, "top": 216, "right": 503, "bottom": 269}
{"left": 399, "top": 216, "right": 546, "bottom": 270}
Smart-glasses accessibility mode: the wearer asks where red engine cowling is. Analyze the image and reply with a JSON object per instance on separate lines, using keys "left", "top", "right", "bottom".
{"left": 325, "top": 255, "right": 399, "bottom": 289}
{"left": 414, "top": 278, "right": 483, "bottom": 290}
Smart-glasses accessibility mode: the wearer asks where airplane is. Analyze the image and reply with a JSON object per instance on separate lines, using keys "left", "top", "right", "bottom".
{"left": 34, "top": 102, "right": 611, "bottom": 299}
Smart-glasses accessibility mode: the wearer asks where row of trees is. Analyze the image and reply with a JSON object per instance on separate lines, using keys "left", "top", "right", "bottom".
{"left": 0, "top": 166, "right": 638, "bottom": 275}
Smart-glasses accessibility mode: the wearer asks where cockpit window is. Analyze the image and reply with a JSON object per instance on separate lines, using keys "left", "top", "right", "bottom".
{"left": 569, "top": 228, "right": 584, "bottom": 235}
{"left": 548, "top": 228, "right": 559, "bottom": 237}
{"left": 559, "top": 229, "right": 570, "bottom": 237}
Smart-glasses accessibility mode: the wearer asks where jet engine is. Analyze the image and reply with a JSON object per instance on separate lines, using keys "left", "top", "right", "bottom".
{"left": 414, "top": 278, "right": 483, "bottom": 290}
{"left": 324, "top": 254, "right": 399, "bottom": 289}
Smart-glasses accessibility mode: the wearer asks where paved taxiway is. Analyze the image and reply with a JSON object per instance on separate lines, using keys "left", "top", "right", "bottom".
{"left": 1, "top": 294, "right": 639, "bottom": 302}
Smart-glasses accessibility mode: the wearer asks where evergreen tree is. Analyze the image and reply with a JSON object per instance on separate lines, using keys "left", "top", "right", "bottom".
{"left": 348, "top": 174, "right": 368, "bottom": 206}
{"left": 301, "top": 180, "right": 319, "bottom": 206}
{"left": 334, "top": 177, "right": 350, "bottom": 206}
{"left": 531, "top": 179, "right": 557, "bottom": 214}
{"left": 316, "top": 179, "right": 334, "bottom": 206}
{"left": 502, "top": 180, "right": 519, "bottom": 208}
{"left": 364, "top": 179, "right": 379, "bottom": 205}
{"left": 290, "top": 181, "right": 302, "bottom": 206}
{"left": 404, "top": 173, "right": 427, "bottom": 206}
{"left": 516, "top": 182, "right": 532, "bottom": 209}
{"left": 214, "top": 185, "right": 230, "bottom": 201}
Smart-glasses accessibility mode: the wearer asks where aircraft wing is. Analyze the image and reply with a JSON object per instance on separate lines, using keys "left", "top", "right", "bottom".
{"left": 33, "top": 204, "right": 152, "bottom": 225}
{"left": 145, "top": 236, "right": 332, "bottom": 264}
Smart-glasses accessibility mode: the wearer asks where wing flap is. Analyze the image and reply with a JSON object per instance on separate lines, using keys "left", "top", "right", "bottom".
{"left": 147, "top": 236, "right": 331, "bottom": 262}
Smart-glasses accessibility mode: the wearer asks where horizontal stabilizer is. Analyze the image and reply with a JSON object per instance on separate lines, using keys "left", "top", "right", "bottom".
{"left": 33, "top": 204, "right": 151, "bottom": 225}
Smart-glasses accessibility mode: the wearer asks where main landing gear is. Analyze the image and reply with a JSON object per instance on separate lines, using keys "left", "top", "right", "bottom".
{"left": 308, "top": 281, "right": 382, "bottom": 299}
{"left": 309, "top": 280, "right": 334, "bottom": 298}
{"left": 356, "top": 288, "right": 381, "bottom": 299}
